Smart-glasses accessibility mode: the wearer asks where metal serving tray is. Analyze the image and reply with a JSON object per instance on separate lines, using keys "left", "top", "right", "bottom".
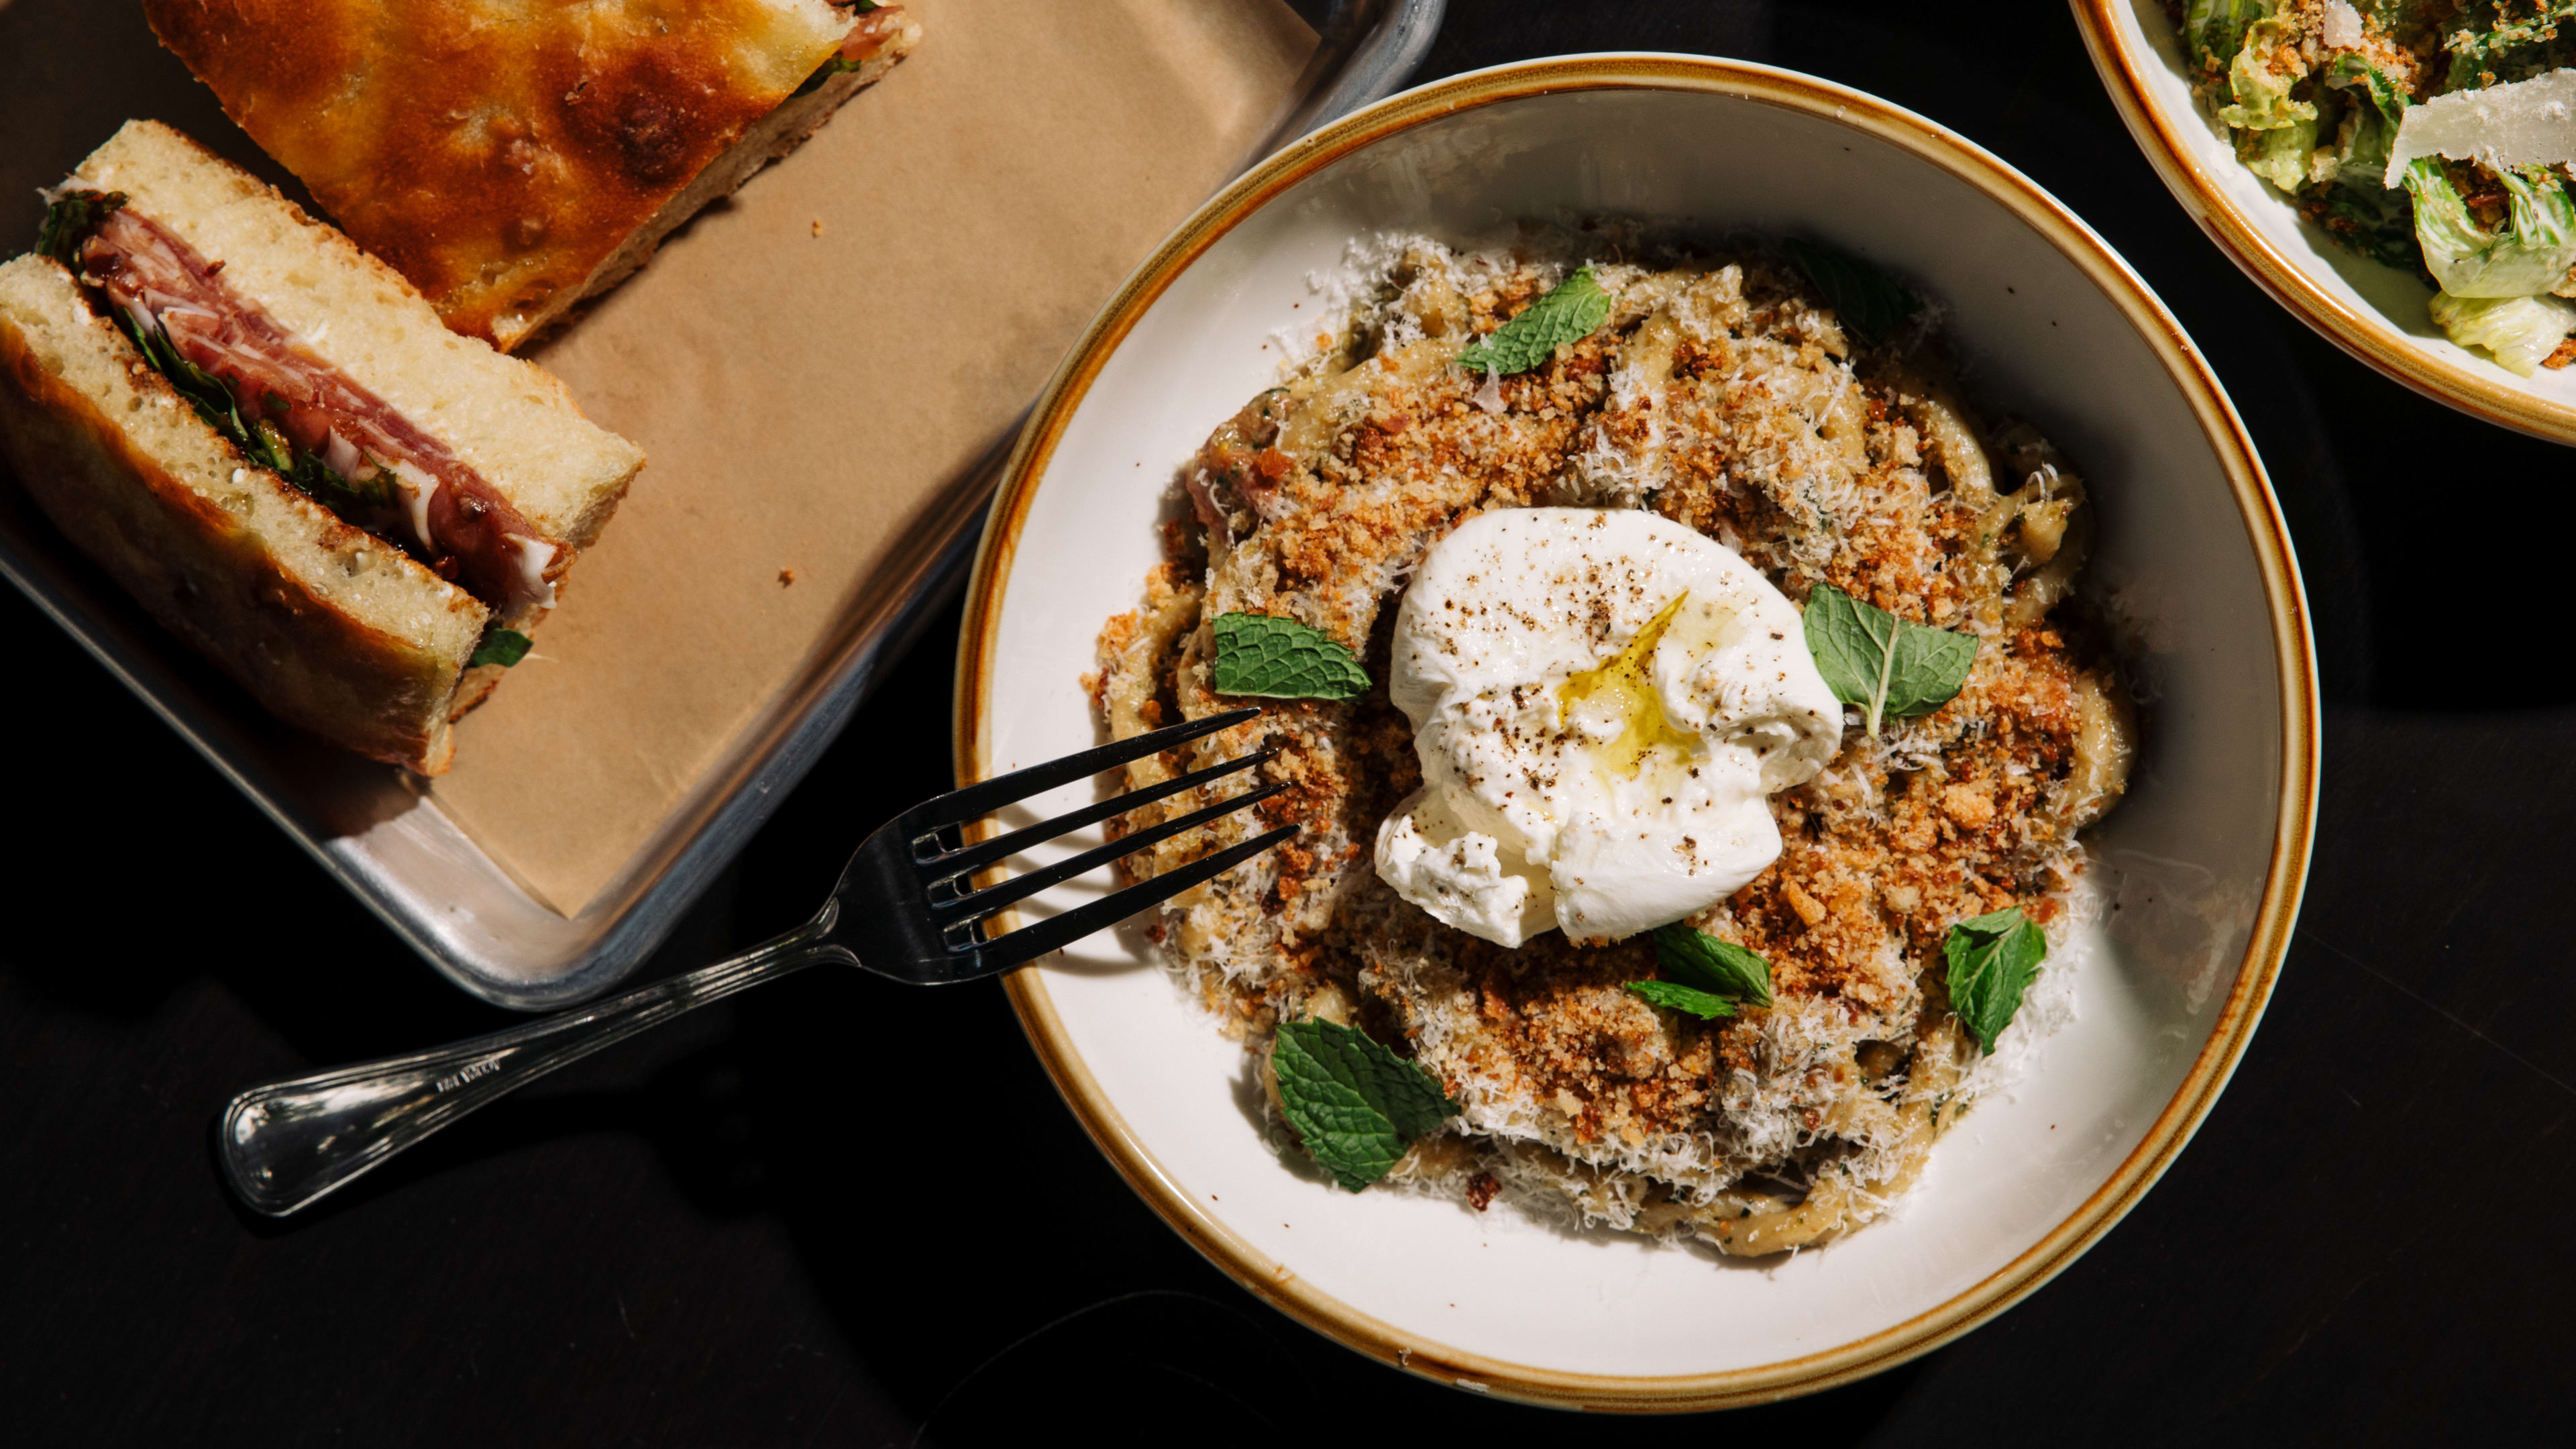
{"left": 0, "top": 0, "right": 1444, "bottom": 1011}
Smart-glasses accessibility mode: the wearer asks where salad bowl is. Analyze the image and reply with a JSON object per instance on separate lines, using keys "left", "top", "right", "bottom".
{"left": 2074, "top": 0, "right": 2576, "bottom": 443}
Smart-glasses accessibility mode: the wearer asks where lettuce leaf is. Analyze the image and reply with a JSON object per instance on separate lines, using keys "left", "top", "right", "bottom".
{"left": 2323, "top": 51, "right": 2405, "bottom": 187}
{"left": 2443, "top": 1, "right": 2576, "bottom": 92}
{"left": 2215, "top": 16, "right": 2316, "bottom": 131}
{"left": 2237, "top": 111, "right": 2320, "bottom": 189}
{"left": 2184, "top": 0, "right": 2271, "bottom": 74}
{"left": 2319, "top": 180, "right": 2423, "bottom": 268}
{"left": 2326, "top": 52, "right": 2408, "bottom": 130}
{"left": 2499, "top": 164, "right": 2576, "bottom": 264}
{"left": 2428, "top": 290, "right": 2576, "bottom": 374}
{"left": 2403, "top": 158, "right": 2489, "bottom": 256}
{"left": 2302, "top": 54, "right": 2418, "bottom": 267}
{"left": 2402, "top": 158, "right": 2576, "bottom": 298}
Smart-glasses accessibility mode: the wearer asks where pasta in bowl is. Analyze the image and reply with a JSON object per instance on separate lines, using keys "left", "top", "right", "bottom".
{"left": 1091, "top": 235, "right": 2137, "bottom": 1256}
{"left": 958, "top": 56, "right": 2314, "bottom": 1408}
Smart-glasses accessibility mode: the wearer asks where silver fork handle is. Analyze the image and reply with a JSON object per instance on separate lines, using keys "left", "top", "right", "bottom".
{"left": 219, "top": 907, "right": 855, "bottom": 1217}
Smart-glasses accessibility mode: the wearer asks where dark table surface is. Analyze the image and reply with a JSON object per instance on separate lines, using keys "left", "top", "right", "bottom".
{"left": 5, "top": 1, "right": 2570, "bottom": 1443}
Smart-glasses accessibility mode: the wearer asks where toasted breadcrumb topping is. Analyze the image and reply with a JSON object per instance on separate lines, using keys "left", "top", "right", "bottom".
{"left": 1091, "top": 234, "right": 2135, "bottom": 1254}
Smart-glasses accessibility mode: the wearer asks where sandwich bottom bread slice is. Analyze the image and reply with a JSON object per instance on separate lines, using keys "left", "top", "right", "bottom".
{"left": 0, "top": 121, "right": 645, "bottom": 773}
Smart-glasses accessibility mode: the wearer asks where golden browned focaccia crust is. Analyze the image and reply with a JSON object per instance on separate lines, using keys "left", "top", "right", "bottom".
{"left": 144, "top": 0, "right": 922, "bottom": 350}
{"left": 0, "top": 256, "right": 487, "bottom": 773}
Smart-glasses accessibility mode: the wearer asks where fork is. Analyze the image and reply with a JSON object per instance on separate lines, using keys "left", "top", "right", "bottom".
{"left": 217, "top": 706, "right": 1285, "bottom": 1218}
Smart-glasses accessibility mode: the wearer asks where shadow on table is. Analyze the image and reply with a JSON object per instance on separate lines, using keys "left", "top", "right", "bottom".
{"left": 708, "top": 959, "right": 1931, "bottom": 1444}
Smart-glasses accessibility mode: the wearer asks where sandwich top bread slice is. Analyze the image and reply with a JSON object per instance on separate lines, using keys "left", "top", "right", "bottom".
{"left": 0, "top": 120, "right": 646, "bottom": 773}
{"left": 144, "top": 0, "right": 922, "bottom": 351}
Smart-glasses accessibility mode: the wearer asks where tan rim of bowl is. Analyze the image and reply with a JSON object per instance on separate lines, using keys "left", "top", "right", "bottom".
{"left": 953, "top": 53, "right": 2319, "bottom": 1412}
{"left": 2071, "top": 0, "right": 2576, "bottom": 445}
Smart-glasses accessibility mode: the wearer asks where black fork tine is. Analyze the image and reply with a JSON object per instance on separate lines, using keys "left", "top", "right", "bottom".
{"left": 970, "top": 826, "right": 1297, "bottom": 971}
{"left": 924, "top": 748, "right": 1275, "bottom": 879}
{"left": 913, "top": 706, "right": 1259, "bottom": 835}
{"left": 934, "top": 780, "right": 1291, "bottom": 924}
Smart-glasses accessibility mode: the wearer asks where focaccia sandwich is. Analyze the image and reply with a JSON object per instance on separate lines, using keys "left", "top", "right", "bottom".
{"left": 143, "top": 0, "right": 923, "bottom": 350}
{"left": 0, "top": 121, "right": 646, "bottom": 773}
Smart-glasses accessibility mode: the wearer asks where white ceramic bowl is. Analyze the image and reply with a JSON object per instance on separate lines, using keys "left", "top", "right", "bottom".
{"left": 955, "top": 55, "right": 2317, "bottom": 1409}
{"left": 2074, "top": 0, "right": 2576, "bottom": 442}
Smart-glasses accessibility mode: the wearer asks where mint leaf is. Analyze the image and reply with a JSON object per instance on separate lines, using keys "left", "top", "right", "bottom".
{"left": 1801, "top": 583, "right": 1977, "bottom": 737}
{"left": 1943, "top": 906, "right": 2046, "bottom": 1052}
{"left": 1780, "top": 238, "right": 1919, "bottom": 347}
{"left": 1629, "top": 922, "right": 1773, "bottom": 1018}
{"left": 35, "top": 189, "right": 125, "bottom": 268}
{"left": 1625, "top": 979, "right": 1738, "bottom": 1020}
{"left": 1454, "top": 263, "right": 1611, "bottom": 376}
{"left": 2443, "top": 4, "right": 2576, "bottom": 91}
{"left": 1650, "top": 921, "right": 1775, "bottom": 1007}
{"left": 468, "top": 629, "right": 532, "bottom": 668}
{"left": 1211, "top": 612, "right": 1369, "bottom": 700}
{"left": 1273, "top": 1019, "right": 1460, "bottom": 1192}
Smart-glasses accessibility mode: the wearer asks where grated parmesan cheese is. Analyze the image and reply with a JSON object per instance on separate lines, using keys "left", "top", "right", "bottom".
{"left": 2387, "top": 67, "right": 2576, "bottom": 180}
{"left": 2319, "top": 0, "right": 2362, "bottom": 51}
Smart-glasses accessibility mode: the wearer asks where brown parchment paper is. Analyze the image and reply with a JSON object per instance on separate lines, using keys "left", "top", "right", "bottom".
{"left": 0, "top": 0, "right": 1312, "bottom": 918}
{"left": 411, "top": 0, "right": 1316, "bottom": 913}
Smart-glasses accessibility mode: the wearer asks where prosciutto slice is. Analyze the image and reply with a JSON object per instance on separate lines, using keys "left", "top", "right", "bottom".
{"left": 72, "top": 201, "right": 565, "bottom": 612}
